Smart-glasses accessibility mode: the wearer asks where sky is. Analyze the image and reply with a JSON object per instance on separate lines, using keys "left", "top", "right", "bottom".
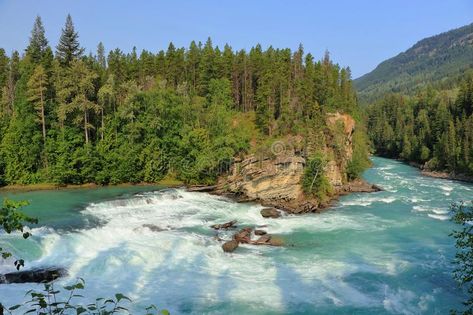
{"left": 0, "top": 0, "right": 472, "bottom": 78}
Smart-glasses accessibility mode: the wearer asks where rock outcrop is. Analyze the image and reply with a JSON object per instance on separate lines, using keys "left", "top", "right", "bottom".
{"left": 0, "top": 267, "right": 67, "bottom": 284}
{"left": 260, "top": 208, "right": 282, "bottom": 218}
{"left": 214, "top": 112, "right": 380, "bottom": 213}
{"left": 220, "top": 226, "right": 284, "bottom": 252}
{"left": 210, "top": 220, "right": 237, "bottom": 230}
{"left": 222, "top": 240, "right": 239, "bottom": 253}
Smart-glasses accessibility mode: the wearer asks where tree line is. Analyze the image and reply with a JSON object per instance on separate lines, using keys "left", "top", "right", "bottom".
{"left": 0, "top": 15, "right": 363, "bottom": 186}
{"left": 367, "top": 74, "right": 473, "bottom": 175}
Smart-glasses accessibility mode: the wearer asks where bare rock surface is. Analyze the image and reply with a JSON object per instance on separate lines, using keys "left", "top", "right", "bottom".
{"left": 0, "top": 267, "right": 67, "bottom": 284}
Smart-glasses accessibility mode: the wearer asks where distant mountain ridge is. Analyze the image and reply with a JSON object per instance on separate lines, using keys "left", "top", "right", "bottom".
{"left": 355, "top": 22, "right": 473, "bottom": 103}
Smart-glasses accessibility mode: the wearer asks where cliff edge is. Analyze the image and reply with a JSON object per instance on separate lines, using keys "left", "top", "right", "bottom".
{"left": 214, "top": 113, "right": 380, "bottom": 213}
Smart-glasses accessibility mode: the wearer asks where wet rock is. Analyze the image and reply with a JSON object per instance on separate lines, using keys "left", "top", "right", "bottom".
{"left": 260, "top": 208, "right": 281, "bottom": 218}
{"left": 254, "top": 229, "right": 267, "bottom": 236}
{"left": 254, "top": 234, "right": 272, "bottom": 244}
{"left": 210, "top": 220, "right": 237, "bottom": 230}
{"left": 341, "top": 179, "right": 383, "bottom": 193}
{"left": 1, "top": 267, "right": 67, "bottom": 284}
{"left": 268, "top": 237, "right": 284, "bottom": 246}
{"left": 222, "top": 240, "right": 239, "bottom": 253}
{"left": 252, "top": 234, "right": 284, "bottom": 246}
{"left": 188, "top": 185, "right": 216, "bottom": 192}
{"left": 141, "top": 224, "right": 166, "bottom": 232}
{"left": 233, "top": 227, "right": 252, "bottom": 243}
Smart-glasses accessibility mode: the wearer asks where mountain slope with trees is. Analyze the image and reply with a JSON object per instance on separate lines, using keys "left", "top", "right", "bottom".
{"left": 355, "top": 23, "right": 473, "bottom": 103}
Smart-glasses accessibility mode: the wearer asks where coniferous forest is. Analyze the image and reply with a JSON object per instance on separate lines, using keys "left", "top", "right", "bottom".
{"left": 367, "top": 73, "right": 473, "bottom": 175}
{"left": 0, "top": 15, "right": 363, "bottom": 187}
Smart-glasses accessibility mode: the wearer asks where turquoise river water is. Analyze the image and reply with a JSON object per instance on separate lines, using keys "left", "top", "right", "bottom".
{"left": 0, "top": 157, "right": 472, "bottom": 314}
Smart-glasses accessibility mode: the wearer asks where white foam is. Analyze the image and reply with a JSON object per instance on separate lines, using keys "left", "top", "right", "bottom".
{"left": 383, "top": 287, "right": 435, "bottom": 315}
{"left": 440, "top": 185, "right": 453, "bottom": 192}
{"left": 427, "top": 214, "right": 450, "bottom": 221}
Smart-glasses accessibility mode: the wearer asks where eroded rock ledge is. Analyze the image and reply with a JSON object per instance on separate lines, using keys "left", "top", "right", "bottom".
{"left": 209, "top": 113, "right": 381, "bottom": 214}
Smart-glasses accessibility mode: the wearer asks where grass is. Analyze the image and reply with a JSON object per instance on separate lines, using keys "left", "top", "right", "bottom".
{"left": 0, "top": 177, "right": 184, "bottom": 193}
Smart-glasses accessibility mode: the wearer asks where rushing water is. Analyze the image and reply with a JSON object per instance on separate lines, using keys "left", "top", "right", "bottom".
{"left": 0, "top": 157, "right": 472, "bottom": 314}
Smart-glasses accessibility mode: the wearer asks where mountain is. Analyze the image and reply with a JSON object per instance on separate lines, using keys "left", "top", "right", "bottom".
{"left": 355, "top": 22, "right": 473, "bottom": 103}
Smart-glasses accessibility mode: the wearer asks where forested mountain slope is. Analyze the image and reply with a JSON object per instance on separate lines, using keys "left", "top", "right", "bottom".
{"left": 355, "top": 22, "right": 473, "bottom": 103}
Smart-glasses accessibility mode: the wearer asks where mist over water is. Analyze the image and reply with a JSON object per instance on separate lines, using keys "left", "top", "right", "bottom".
{"left": 0, "top": 157, "right": 471, "bottom": 314}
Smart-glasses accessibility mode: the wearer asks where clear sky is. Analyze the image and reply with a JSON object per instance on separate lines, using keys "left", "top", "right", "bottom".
{"left": 0, "top": 0, "right": 472, "bottom": 78}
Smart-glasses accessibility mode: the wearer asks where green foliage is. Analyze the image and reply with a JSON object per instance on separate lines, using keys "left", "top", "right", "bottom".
{"left": 0, "top": 14, "right": 365, "bottom": 188}
{"left": 355, "top": 23, "right": 473, "bottom": 103}
{"left": 56, "top": 14, "right": 84, "bottom": 65}
{"left": 367, "top": 74, "right": 473, "bottom": 175}
{"left": 347, "top": 128, "right": 371, "bottom": 181}
{"left": 450, "top": 201, "right": 473, "bottom": 315}
{"left": 0, "top": 199, "right": 37, "bottom": 269}
{"left": 1, "top": 278, "right": 169, "bottom": 315}
{"left": 302, "top": 153, "right": 332, "bottom": 200}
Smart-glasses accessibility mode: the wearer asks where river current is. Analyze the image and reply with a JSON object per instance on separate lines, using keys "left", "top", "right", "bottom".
{"left": 0, "top": 157, "right": 472, "bottom": 314}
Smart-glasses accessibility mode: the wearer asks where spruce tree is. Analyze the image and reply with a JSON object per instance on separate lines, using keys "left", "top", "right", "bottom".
{"left": 26, "top": 16, "right": 49, "bottom": 64}
{"left": 96, "top": 42, "right": 106, "bottom": 69}
{"left": 56, "top": 14, "right": 84, "bottom": 65}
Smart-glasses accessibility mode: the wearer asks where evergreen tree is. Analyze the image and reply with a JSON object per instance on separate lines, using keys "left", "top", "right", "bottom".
{"left": 56, "top": 14, "right": 84, "bottom": 65}
{"left": 57, "top": 60, "right": 99, "bottom": 144}
{"left": 96, "top": 42, "right": 106, "bottom": 69}
{"left": 27, "top": 65, "right": 48, "bottom": 150}
{"left": 26, "top": 16, "right": 49, "bottom": 64}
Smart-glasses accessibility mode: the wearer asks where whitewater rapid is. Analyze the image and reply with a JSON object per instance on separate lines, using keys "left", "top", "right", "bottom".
{"left": 0, "top": 157, "right": 471, "bottom": 314}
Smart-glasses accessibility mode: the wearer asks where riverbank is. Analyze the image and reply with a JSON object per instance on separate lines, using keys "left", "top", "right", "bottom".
{"left": 372, "top": 155, "right": 473, "bottom": 184}
{"left": 404, "top": 160, "right": 473, "bottom": 183}
{"left": 0, "top": 177, "right": 184, "bottom": 193}
{"left": 205, "top": 177, "right": 382, "bottom": 214}
{"left": 420, "top": 170, "right": 473, "bottom": 183}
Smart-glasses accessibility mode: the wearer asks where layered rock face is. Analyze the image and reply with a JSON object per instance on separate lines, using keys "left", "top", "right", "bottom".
{"left": 215, "top": 113, "right": 378, "bottom": 213}
{"left": 324, "top": 112, "right": 356, "bottom": 188}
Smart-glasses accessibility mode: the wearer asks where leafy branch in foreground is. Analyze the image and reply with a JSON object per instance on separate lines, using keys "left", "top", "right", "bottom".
{"left": 450, "top": 201, "right": 473, "bottom": 315}
{"left": 0, "top": 199, "right": 37, "bottom": 270}
{"left": 2, "top": 278, "right": 169, "bottom": 315}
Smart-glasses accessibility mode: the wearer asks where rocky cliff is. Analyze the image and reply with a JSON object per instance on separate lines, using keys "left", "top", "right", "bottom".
{"left": 214, "top": 113, "right": 380, "bottom": 213}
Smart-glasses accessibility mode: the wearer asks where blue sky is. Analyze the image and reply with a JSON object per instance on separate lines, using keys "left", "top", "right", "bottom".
{"left": 0, "top": 0, "right": 472, "bottom": 78}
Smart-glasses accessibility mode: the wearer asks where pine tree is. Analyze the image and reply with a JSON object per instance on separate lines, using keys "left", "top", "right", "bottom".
{"left": 56, "top": 14, "right": 84, "bottom": 65}
{"left": 26, "top": 16, "right": 49, "bottom": 64}
{"left": 96, "top": 42, "right": 106, "bottom": 69}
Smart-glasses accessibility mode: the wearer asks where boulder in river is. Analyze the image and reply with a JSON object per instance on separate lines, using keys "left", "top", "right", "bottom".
{"left": 233, "top": 227, "right": 252, "bottom": 243}
{"left": 141, "top": 224, "right": 167, "bottom": 232}
{"left": 188, "top": 185, "right": 217, "bottom": 192}
{"left": 254, "top": 229, "right": 267, "bottom": 235}
{"left": 260, "top": 208, "right": 281, "bottom": 218}
{"left": 222, "top": 240, "right": 239, "bottom": 253}
{"left": 0, "top": 267, "right": 67, "bottom": 284}
{"left": 210, "top": 220, "right": 237, "bottom": 230}
{"left": 254, "top": 234, "right": 272, "bottom": 244}
{"left": 268, "top": 237, "right": 284, "bottom": 246}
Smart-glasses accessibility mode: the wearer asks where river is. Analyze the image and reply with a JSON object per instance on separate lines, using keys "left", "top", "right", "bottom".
{"left": 0, "top": 157, "right": 471, "bottom": 314}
